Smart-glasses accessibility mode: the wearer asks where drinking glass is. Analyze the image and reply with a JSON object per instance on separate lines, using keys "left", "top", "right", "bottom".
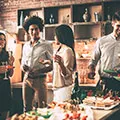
{"left": 2, "top": 61, "right": 8, "bottom": 80}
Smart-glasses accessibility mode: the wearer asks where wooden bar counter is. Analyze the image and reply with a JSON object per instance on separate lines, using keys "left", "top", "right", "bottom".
{"left": 11, "top": 82, "right": 120, "bottom": 120}
{"left": 93, "top": 105, "right": 120, "bottom": 120}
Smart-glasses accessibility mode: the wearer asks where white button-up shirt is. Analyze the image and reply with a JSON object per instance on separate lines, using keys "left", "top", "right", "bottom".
{"left": 53, "top": 44, "right": 75, "bottom": 88}
{"left": 21, "top": 39, "right": 53, "bottom": 74}
{"left": 89, "top": 33, "right": 120, "bottom": 77}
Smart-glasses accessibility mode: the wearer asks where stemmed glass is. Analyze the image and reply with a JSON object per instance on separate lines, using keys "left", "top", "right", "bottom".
{"left": 1, "top": 61, "right": 8, "bottom": 80}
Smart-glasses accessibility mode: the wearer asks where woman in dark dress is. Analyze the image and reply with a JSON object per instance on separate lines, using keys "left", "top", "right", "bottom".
{"left": 0, "top": 32, "right": 14, "bottom": 120}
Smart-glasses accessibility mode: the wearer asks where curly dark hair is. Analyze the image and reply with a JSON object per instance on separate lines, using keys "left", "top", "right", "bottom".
{"left": 23, "top": 16, "right": 44, "bottom": 33}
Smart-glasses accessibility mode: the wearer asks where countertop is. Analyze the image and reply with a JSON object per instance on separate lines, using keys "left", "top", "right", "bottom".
{"left": 93, "top": 105, "right": 120, "bottom": 120}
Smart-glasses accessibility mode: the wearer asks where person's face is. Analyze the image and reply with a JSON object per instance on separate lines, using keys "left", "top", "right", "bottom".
{"left": 28, "top": 24, "right": 40, "bottom": 41}
{"left": 112, "top": 20, "right": 120, "bottom": 38}
{"left": 54, "top": 35, "right": 60, "bottom": 45}
{"left": 0, "top": 34, "right": 6, "bottom": 49}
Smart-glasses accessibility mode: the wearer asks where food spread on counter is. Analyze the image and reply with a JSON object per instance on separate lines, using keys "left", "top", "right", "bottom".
{"left": 10, "top": 67, "right": 120, "bottom": 120}
{"left": 10, "top": 101, "right": 94, "bottom": 120}
{"left": 83, "top": 90, "right": 120, "bottom": 110}
{"left": 83, "top": 96, "right": 120, "bottom": 110}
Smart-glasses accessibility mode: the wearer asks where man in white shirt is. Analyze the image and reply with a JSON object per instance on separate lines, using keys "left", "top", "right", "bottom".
{"left": 21, "top": 16, "right": 53, "bottom": 112}
{"left": 88, "top": 10, "right": 120, "bottom": 92}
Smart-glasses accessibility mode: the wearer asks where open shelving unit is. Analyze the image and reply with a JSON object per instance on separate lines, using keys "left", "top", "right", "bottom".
{"left": 17, "top": 1, "right": 120, "bottom": 41}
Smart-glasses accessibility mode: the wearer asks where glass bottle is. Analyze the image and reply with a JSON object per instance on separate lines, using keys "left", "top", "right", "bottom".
{"left": 20, "top": 11, "right": 24, "bottom": 26}
{"left": 66, "top": 15, "right": 69, "bottom": 24}
{"left": 107, "top": 7, "right": 111, "bottom": 22}
{"left": 49, "top": 14, "right": 54, "bottom": 24}
{"left": 83, "top": 8, "right": 90, "bottom": 22}
{"left": 71, "top": 71, "right": 80, "bottom": 100}
{"left": 94, "top": 12, "right": 99, "bottom": 22}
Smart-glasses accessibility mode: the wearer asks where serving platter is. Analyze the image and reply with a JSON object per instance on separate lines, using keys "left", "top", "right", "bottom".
{"left": 83, "top": 96, "right": 120, "bottom": 110}
{"left": 87, "top": 102, "right": 120, "bottom": 110}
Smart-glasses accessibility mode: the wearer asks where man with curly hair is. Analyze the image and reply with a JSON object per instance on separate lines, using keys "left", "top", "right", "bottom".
{"left": 21, "top": 16, "right": 53, "bottom": 112}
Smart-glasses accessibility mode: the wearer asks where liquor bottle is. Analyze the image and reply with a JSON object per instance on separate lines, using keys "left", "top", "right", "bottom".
{"left": 71, "top": 71, "right": 80, "bottom": 100}
{"left": 107, "top": 7, "right": 111, "bottom": 22}
{"left": 49, "top": 14, "right": 55, "bottom": 24}
{"left": 20, "top": 11, "right": 24, "bottom": 26}
{"left": 83, "top": 8, "right": 90, "bottom": 22}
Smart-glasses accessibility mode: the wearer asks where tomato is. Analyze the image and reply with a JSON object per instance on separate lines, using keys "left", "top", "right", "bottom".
{"left": 81, "top": 115, "right": 88, "bottom": 120}
{"left": 115, "top": 96, "right": 120, "bottom": 101}
{"left": 103, "top": 94, "right": 109, "bottom": 99}
{"left": 64, "top": 113, "right": 69, "bottom": 119}
{"left": 72, "top": 112, "right": 78, "bottom": 119}
{"left": 118, "top": 74, "right": 120, "bottom": 77}
{"left": 69, "top": 115, "right": 73, "bottom": 120}
{"left": 87, "top": 90, "right": 93, "bottom": 96}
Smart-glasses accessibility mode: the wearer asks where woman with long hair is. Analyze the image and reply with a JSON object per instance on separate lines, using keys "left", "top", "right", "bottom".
{"left": 53, "top": 24, "right": 76, "bottom": 102}
{"left": 0, "top": 32, "right": 14, "bottom": 120}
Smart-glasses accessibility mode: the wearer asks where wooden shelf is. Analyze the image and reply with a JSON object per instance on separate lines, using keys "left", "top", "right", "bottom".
{"left": 73, "top": 22, "right": 101, "bottom": 25}
{"left": 45, "top": 24, "right": 59, "bottom": 27}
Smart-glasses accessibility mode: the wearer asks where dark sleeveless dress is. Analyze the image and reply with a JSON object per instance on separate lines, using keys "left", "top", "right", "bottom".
{"left": 0, "top": 50, "right": 11, "bottom": 112}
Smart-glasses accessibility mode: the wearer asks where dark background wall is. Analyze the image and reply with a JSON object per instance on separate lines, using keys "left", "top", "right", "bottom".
{"left": 0, "top": 0, "right": 102, "bottom": 33}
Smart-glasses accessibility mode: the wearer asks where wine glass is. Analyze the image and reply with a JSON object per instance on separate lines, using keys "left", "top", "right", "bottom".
{"left": 1, "top": 61, "right": 8, "bottom": 80}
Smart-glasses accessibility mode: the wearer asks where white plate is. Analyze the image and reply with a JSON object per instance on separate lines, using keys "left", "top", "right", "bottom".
{"left": 84, "top": 102, "right": 119, "bottom": 110}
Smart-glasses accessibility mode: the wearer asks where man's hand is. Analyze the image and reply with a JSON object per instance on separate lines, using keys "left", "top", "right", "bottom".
{"left": 39, "top": 59, "right": 51, "bottom": 65}
{"left": 88, "top": 64, "right": 96, "bottom": 79}
{"left": 22, "top": 64, "right": 30, "bottom": 72}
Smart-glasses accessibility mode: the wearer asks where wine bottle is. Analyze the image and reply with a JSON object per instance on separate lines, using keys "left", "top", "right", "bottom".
{"left": 71, "top": 71, "right": 80, "bottom": 100}
{"left": 49, "top": 14, "right": 55, "bottom": 24}
{"left": 83, "top": 8, "right": 90, "bottom": 22}
{"left": 20, "top": 11, "right": 24, "bottom": 26}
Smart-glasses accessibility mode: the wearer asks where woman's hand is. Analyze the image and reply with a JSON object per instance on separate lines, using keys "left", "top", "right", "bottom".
{"left": 53, "top": 54, "right": 63, "bottom": 65}
{"left": 88, "top": 64, "right": 96, "bottom": 79}
{"left": 0, "top": 66, "right": 7, "bottom": 74}
{"left": 53, "top": 54, "right": 67, "bottom": 75}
